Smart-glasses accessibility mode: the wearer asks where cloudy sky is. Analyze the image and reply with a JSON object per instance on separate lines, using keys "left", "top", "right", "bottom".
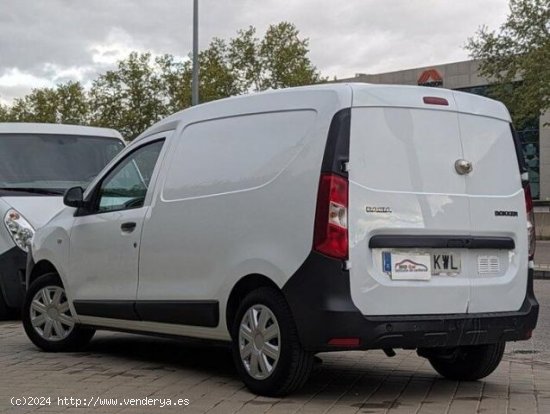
{"left": 0, "top": 0, "right": 510, "bottom": 105}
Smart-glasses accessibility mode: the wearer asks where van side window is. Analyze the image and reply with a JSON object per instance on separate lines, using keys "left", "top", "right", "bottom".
{"left": 96, "top": 140, "right": 164, "bottom": 213}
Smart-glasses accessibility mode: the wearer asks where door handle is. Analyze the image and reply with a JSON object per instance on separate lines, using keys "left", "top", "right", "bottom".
{"left": 121, "top": 222, "right": 137, "bottom": 233}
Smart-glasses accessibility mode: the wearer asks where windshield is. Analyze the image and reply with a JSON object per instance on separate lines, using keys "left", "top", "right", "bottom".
{"left": 0, "top": 133, "right": 124, "bottom": 195}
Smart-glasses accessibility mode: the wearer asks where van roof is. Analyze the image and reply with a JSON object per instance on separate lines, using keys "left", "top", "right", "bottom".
{"left": 0, "top": 122, "right": 123, "bottom": 139}
{"left": 135, "top": 83, "right": 511, "bottom": 142}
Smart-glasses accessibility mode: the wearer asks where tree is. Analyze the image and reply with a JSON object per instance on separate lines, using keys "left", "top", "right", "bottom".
{"left": 260, "top": 22, "right": 325, "bottom": 89}
{"left": 155, "top": 23, "right": 321, "bottom": 113}
{"left": 198, "top": 38, "right": 242, "bottom": 102}
{"left": 156, "top": 54, "right": 191, "bottom": 114}
{"left": 0, "top": 103, "right": 10, "bottom": 122}
{"left": 5, "top": 81, "right": 89, "bottom": 124}
{"left": 1, "top": 22, "right": 324, "bottom": 140}
{"left": 55, "top": 82, "right": 89, "bottom": 124}
{"left": 229, "top": 27, "right": 263, "bottom": 91}
{"left": 89, "top": 52, "right": 166, "bottom": 140}
{"left": 229, "top": 22, "right": 325, "bottom": 91}
{"left": 10, "top": 87, "right": 59, "bottom": 123}
{"left": 466, "top": 0, "right": 550, "bottom": 126}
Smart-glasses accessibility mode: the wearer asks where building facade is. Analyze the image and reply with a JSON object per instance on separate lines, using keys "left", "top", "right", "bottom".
{"left": 339, "top": 60, "right": 550, "bottom": 200}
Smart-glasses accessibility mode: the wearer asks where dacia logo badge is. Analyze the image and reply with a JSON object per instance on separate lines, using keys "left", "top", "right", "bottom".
{"left": 366, "top": 206, "right": 392, "bottom": 214}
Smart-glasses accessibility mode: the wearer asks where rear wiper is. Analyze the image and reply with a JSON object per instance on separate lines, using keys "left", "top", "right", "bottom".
{"left": 0, "top": 187, "right": 64, "bottom": 195}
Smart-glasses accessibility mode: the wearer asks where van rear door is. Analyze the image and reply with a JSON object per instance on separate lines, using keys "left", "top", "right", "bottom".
{"left": 453, "top": 92, "right": 528, "bottom": 313}
{"left": 348, "top": 87, "right": 472, "bottom": 315}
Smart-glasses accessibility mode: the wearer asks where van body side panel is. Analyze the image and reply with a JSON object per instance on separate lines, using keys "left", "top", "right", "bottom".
{"left": 457, "top": 113, "right": 528, "bottom": 313}
{"left": 137, "top": 100, "right": 344, "bottom": 335}
{"left": 348, "top": 106, "right": 472, "bottom": 315}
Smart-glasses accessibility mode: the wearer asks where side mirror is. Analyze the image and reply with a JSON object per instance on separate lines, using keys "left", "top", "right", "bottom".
{"left": 63, "top": 187, "right": 84, "bottom": 208}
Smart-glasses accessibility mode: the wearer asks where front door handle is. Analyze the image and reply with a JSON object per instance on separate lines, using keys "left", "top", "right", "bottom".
{"left": 121, "top": 222, "right": 137, "bottom": 233}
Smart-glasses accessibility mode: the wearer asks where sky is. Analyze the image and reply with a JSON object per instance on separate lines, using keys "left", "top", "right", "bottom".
{"left": 0, "top": 0, "right": 510, "bottom": 105}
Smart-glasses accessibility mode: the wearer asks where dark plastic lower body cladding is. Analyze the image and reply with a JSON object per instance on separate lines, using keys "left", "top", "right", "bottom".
{"left": 282, "top": 252, "right": 539, "bottom": 352}
{"left": 73, "top": 300, "right": 220, "bottom": 328}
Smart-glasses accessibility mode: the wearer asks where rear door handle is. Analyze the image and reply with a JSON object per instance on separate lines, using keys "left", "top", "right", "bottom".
{"left": 121, "top": 222, "right": 137, "bottom": 233}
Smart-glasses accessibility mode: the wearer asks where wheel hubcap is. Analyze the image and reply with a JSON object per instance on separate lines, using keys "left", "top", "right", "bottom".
{"left": 238, "top": 304, "right": 281, "bottom": 380}
{"left": 30, "top": 286, "right": 75, "bottom": 341}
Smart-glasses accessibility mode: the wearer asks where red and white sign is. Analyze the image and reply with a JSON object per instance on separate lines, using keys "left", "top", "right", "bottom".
{"left": 417, "top": 69, "right": 443, "bottom": 87}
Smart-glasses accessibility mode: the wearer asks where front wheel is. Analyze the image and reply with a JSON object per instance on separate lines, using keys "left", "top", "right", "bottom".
{"left": 22, "top": 273, "right": 95, "bottom": 352}
{"left": 231, "top": 287, "right": 313, "bottom": 396}
{"left": 425, "top": 342, "right": 505, "bottom": 381}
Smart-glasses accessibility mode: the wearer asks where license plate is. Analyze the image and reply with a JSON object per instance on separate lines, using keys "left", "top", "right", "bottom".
{"left": 382, "top": 251, "right": 461, "bottom": 279}
{"left": 432, "top": 252, "right": 461, "bottom": 275}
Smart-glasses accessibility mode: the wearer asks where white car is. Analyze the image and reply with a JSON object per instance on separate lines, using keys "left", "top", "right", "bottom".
{"left": 0, "top": 123, "right": 124, "bottom": 319}
{"left": 23, "top": 84, "right": 539, "bottom": 396}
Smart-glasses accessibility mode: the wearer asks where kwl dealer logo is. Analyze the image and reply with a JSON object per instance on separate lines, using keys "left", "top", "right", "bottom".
{"left": 394, "top": 259, "right": 428, "bottom": 273}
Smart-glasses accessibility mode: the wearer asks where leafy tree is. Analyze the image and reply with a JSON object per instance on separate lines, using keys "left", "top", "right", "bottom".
{"left": 157, "top": 39, "right": 241, "bottom": 112}
{"left": 156, "top": 54, "right": 191, "bottom": 114}
{"left": 10, "top": 87, "right": 58, "bottom": 123}
{"left": 55, "top": 81, "right": 89, "bottom": 124}
{"left": 5, "top": 81, "right": 89, "bottom": 124}
{"left": 1, "top": 22, "right": 324, "bottom": 140}
{"left": 260, "top": 22, "right": 325, "bottom": 89}
{"left": 198, "top": 38, "right": 242, "bottom": 102}
{"left": 229, "top": 27, "right": 263, "bottom": 91}
{"left": 466, "top": 0, "right": 550, "bottom": 126}
{"left": 0, "top": 103, "right": 10, "bottom": 122}
{"left": 229, "top": 22, "right": 325, "bottom": 91}
{"left": 89, "top": 52, "right": 165, "bottom": 140}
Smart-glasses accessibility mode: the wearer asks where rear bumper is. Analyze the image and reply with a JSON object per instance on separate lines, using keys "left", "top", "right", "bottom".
{"left": 282, "top": 252, "right": 539, "bottom": 352}
{"left": 0, "top": 246, "right": 27, "bottom": 309}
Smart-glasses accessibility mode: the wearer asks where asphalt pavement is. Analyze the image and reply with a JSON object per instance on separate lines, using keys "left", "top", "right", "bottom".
{"left": 535, "top": 240, "right": 550, "bottom": 277}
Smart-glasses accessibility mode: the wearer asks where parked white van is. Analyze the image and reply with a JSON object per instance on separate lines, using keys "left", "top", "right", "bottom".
{"left": 0, "top": 123, "right": 124, "bottom": 319}
{"left": 23, "top": 84, "right": 538, "bottom": 396}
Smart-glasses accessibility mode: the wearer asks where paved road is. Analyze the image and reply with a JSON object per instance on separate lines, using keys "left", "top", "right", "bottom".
{"left": 0, "top": 281, "right": 549, "bottom": 413}
{"left": 535, "top": 240, "right": 550, "bottom": 268}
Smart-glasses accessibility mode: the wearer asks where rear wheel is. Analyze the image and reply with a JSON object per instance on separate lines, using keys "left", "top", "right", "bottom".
{"left": 22, "top": 273, "right": 95, "bottom": 352}
{"left": 231, "top": 287, "right": 313, "bottom": 396}
{"left": 425, "top": 342, "right": 505, "bottom": 381}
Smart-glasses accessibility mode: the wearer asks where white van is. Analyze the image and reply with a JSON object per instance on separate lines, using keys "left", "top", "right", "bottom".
{"left": 22, "top": 84, "right": 538, "bottom": 396}
{"left": 0, "top": 123, "right": 124, "bottom": 318}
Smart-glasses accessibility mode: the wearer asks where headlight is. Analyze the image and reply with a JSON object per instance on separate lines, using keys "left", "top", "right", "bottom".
{"left": 4, "top": 209, "right": 35, "bottom": 252}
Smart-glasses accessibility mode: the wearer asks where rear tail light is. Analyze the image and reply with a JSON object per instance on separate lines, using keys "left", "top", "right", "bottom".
{"left": 313, "top": 173, "right": 349, "bottom": 259}
{"left": 524, "top": 183, "right": 536, "bottom": 261}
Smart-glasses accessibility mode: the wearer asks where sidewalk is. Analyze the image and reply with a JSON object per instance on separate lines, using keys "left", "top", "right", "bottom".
{"left": 534, "top": 240, "right": 550, "bottom": 279}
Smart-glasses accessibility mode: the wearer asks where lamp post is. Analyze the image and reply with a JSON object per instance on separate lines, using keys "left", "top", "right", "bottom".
{"left": 192, "top": 0, "right": 199, "bottom": 106}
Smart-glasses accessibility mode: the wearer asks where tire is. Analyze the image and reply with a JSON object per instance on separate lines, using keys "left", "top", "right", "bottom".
{"left": 231, "top": 287, "right": 313, "bottom": 396}
{"left": 428, "top": 342, "right": 505, "bottom": 381}
{"left": 22, "top": 273, "right": 95, "bottom": 352}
